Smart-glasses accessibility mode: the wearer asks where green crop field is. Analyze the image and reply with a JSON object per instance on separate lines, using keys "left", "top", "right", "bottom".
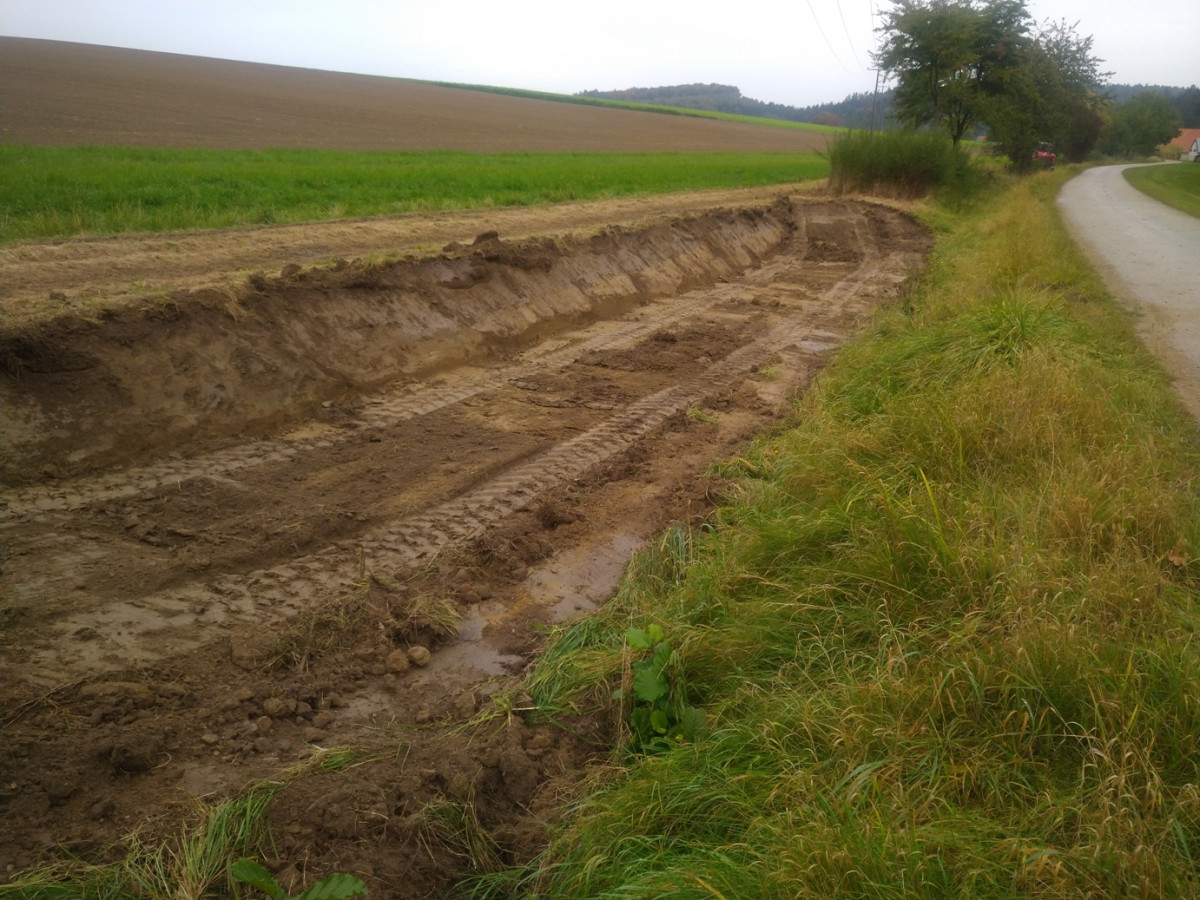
{"left": 0, "top": 146, "right": 828, "bottom": 243}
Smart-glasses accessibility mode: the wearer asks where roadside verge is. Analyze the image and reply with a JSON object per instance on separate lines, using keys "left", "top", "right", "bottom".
{"left": 487, "top": 170, "right": 1200, "bottom": 899}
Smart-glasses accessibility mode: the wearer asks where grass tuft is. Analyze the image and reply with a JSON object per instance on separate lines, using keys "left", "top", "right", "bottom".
{"left": 0, "top": 785, "right": 279, "bottom": 900}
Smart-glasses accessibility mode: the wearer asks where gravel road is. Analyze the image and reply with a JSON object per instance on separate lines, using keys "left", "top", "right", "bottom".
{"left": 1057, "top": 164, "right": 1200, "bottom": 422}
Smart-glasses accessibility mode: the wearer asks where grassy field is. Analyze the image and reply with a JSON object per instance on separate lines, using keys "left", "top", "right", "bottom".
{"left": 472, "top": 169, "right": 1200, "bottom": 899}
{"left": 1124, "top": 162, "right": 1200, "bottom": 218}
{"left": 0, "top": 147, "right": 828, "bottom": 243}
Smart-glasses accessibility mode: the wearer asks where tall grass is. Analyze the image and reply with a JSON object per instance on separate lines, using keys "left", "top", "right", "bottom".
{"left": 829, "top": 131, "right": 984, "bottom": 203}
{"left": 474, "top": 171, "right": 1200, "bottom": 899}
{"left": 0, "top": 147, "right": 828, "bottom": 243}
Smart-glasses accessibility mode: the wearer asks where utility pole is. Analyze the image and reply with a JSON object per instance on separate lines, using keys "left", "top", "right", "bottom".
{"left": 869, "top": 69, "right": 881, "bottom": 133}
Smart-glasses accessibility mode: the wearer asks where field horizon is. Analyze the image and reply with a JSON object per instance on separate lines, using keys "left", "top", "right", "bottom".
{"left": 0, "top": 36, "right": 832, "bottom": 153}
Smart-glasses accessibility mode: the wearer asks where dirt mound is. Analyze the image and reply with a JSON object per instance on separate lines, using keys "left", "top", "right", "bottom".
{"left": 0, "top": 196, "right": 930, "bottom": 897}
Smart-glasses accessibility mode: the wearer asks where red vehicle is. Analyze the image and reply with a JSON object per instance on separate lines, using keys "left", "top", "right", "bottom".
{"left": 1035, "top": 142, "right": 1056, "bottom": 169}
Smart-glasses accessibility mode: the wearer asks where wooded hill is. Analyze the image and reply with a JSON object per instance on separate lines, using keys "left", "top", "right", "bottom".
{"left": 577, "top": 83, "right": 897, "bottom": 129}
{"left": 579, "top": 82, "right": 1200, "bottom": 130}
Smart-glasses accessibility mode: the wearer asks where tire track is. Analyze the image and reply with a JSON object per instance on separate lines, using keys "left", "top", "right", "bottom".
{"left": 10, "top": 228, "right": 919, "bottom": 690}
{"left": 0, "top": 205, "right": 849, "bottom": 521}
{"left": 1, "top": 268, "right": 732, "bottom": 520}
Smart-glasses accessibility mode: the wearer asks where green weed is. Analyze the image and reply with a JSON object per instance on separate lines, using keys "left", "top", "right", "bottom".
{"left": 828, "top": 130, "right": 985, "bottom": 204}
{"left": 229, "top": 858, "right": 366, "bottom": 900}
{"left": 614, "top": 624, "right": 705, "bottom": 754}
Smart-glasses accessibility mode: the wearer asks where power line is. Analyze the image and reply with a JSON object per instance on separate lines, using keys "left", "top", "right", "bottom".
{"left": 804, "top": 0, "right": 854, "bottom": 75}
{"left": 868, "top": 0, "right": 889, "bottom": 132}
{"left": 834, "top": 0, "right": 869, "bottom": 72}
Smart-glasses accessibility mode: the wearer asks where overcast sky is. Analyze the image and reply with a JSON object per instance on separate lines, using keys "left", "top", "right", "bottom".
{"left": 1, "top": 0, "right": 1196, "bottom": 108}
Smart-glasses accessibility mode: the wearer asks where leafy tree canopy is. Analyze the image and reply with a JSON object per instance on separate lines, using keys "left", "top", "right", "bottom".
{"left": 875, "top": 0, "right": 1031, "bottom": 145}
{"left": 875, "top": 0, "right": 1110, "bottom": 168}
{"left": 1099, "top": 92, "right": 1183, "bottom": 157}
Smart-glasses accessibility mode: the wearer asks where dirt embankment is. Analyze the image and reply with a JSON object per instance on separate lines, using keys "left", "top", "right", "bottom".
{"left": 2, "top": 201, "right": 795, "bottom": 484}
{"left": 1, "top": 195, "right": 930, "bottom": 897}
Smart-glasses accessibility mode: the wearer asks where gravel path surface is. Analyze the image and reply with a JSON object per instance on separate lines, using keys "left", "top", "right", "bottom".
{"left": 1057, "top": 164, "right": 1200, "bottom": 422}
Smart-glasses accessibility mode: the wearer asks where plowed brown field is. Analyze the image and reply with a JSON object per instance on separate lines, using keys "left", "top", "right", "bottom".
{"left": 0, "top": 37, "right": 831, "bottom": 153}
{"left": 0, "top": 42, "right": 926, "bottom": 899}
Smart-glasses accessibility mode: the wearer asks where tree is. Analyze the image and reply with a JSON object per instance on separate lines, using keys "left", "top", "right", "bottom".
{"left": 1099, "top": 92, "right": 1182, "bottom": 157}
{"left": 877, "top": 2, "right": 1110, "bottom": 168}
{"left": 1173, "top": 85, "right": 1200, "bottom": 128}
{"left": 875, "top": 0, "right": 1032, "bottom": 145}
{"left": 1026, "top": 19, "right": 1110, "bottom": 161}
{"left": 985, "top": 18, "right": 1109, "bottom": 168}
{"left": 982, "top": 61, "right": 1042, "bottom": 171}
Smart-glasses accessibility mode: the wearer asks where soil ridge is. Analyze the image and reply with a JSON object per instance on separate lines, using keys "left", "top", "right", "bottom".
{"left": 2, "top": 204, "right": 795, "bottom": 485}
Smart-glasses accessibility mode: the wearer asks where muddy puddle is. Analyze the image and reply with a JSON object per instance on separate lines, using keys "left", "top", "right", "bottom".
{"left": 0, "top": 197, "right": 929, "bottom": 896}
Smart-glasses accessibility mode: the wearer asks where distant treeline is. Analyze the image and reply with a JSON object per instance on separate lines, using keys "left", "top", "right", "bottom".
{"left": 577, "top": 84, "right": 898, "bottom": 130}
{"left": 578, "top": 82, "right": 1199, "bottom": 130}
{"left": 1109, "top": 84, "right": 1200, "bottom": 127}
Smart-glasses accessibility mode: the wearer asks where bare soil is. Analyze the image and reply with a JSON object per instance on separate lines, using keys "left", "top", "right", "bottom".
{"left": 1, "top": 44, "right": 914, "bottom": 893}
{"left": 0, "top": 37, "right": 832, "bottom": 154}
{"left": 1, "top": 186, "right": 929, "bottom": 896}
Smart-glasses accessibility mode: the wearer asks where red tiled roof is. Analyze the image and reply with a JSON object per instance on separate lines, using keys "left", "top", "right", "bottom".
{"left": 1166, "top": 128, "right": 1200, "bottom": 150}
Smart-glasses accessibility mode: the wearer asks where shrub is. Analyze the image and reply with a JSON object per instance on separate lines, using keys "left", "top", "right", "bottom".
{"left": 829, "top": 130, "right": 981, "bottom": 201}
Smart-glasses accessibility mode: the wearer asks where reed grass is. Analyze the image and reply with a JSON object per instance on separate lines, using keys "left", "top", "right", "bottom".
{"left": 828, "top": 131, "right": 985, "bottom": 204}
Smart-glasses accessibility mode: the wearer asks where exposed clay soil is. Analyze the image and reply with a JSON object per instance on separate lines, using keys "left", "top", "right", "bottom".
{"left": 1, "top": 194, "right": 930, "bottom": 896}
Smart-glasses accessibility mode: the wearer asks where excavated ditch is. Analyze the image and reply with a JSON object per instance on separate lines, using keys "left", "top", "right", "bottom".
{"left": 0, "top": 198, "right": 930, "bottom": 897}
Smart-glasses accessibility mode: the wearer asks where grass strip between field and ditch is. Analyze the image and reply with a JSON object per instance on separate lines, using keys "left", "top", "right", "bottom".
{"left": 0, "top": 147, "right": 828, "bottom": 243}
{"left": 1123, "top": 161, "right": 1200, "bottom": 219}
{"left": 470, "top": 170, "right": 1200, "bottom": 899}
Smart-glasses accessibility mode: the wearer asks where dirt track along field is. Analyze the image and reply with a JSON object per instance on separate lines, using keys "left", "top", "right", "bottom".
{"left": 0, "top": 184, "right": 825, "bottom": 331}
{"left": 0, "top": 38, "right": 928, "bottom": 897}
